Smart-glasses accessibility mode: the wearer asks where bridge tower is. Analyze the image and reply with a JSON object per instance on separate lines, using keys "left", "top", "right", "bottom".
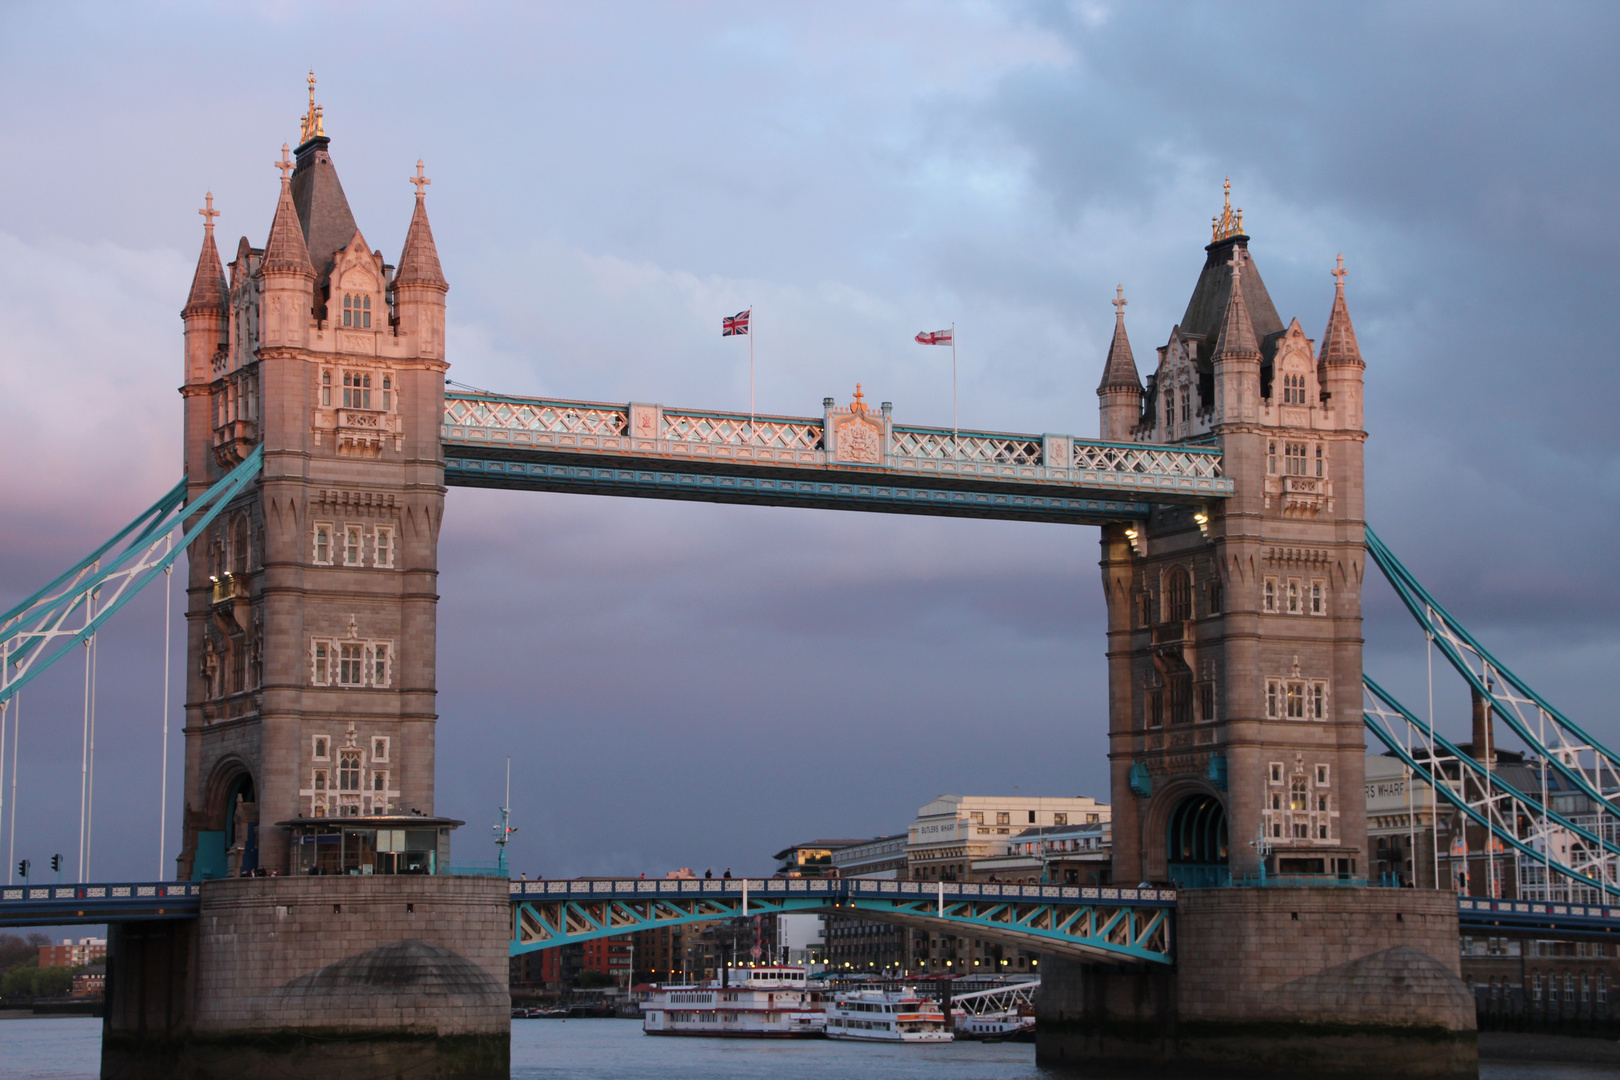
{"left": 1099, "top": 187, "right": 1368, "bottom": 888}
{"left": 176, "top": 86, "right": 450, "bottom": 880}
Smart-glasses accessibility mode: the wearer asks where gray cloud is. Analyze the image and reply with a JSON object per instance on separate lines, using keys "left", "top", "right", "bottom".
{"left": 0, "top": 1, "right": 1613, "bottom": 880}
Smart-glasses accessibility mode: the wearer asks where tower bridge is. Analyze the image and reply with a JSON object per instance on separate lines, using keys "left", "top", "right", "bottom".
{"left": 4, "top": 88, "right": 1611, "bottom": 1078}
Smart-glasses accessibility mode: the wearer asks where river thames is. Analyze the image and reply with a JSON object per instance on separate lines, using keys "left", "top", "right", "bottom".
{"left": 0, "top": 1017, "right": 1612, "bottom": 1079}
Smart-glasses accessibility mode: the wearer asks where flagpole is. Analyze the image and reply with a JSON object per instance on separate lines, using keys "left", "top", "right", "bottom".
{"left": 749, "top": 306, "right": 755, "bottom": 442}
{"left": 951, "top": 322, "right": 958, "bottom": 457}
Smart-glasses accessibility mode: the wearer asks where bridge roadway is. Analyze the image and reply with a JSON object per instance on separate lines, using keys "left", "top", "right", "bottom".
{"left": 0, "top": 877, "right": 1175, "bottom": 965}
{"left": 10, "top": 880, "right": 1613, "bottom": 960}
{"left": 439, "top": 390, "right": 1233, "bottom": 524}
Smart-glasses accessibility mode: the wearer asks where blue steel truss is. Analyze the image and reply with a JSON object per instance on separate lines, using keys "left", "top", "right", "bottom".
{"left": 0, "top": 448, "right": 264, "bottom": 710}
{"left": 1364, "top": 527, "right": 1620, "bottom": 900}
{"left": 508, "top": 878, "right": 1176, "bottom": 965}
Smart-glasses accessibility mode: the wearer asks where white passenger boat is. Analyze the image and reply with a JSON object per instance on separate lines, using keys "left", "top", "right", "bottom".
{"left": 825, "top": 987, "right": 952, "bottom": 1042}
{"left": 641, "top": 967, "right": 824, "bottom": 1038}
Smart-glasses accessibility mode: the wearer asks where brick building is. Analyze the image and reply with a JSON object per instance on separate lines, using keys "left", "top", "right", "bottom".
{"left": 39, "top": 937, "right": 106, "bottom": 968}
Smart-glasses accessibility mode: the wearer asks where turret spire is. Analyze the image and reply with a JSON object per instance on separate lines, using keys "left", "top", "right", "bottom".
{"left": 1097, "top": 285, "right": 1142, "bottom": 393}
{"left": 299, "top": 70, "right": 325, "bottom": 147}
{"left": 183, "top": 192, "right": 227, "bottom": 315}
{"left": 395, "top": 159, "right": 447, "bottom": 290}
{"left": 1212, "top": 250, "right": 1260, "bottom": 359}
{"left": 261, "top": 144, "right": 314, "bottom": 278}
{"left": 1319, "top": 253, "right": 1364, "bottom": 368}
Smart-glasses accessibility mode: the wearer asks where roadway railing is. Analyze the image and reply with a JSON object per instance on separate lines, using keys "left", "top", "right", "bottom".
{"left": 1457, "top": 896, "right": 1620, "bottom": 940}
{"left": 442, "top": 392, "right": 1233, "bottom": 500}
{"left": 0, "top": 881, "right": 201, "bottom": 925}
{"left": 506, "top": 877, "right": 1176, "bottom": 906}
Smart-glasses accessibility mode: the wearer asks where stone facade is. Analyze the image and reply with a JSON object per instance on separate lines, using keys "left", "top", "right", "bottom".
{"left": 1037, "top": 888, "right": 1477, "bottom": 1078}
{"left": 1099, "top": 196, "right": 1369, "bottom": 886}
{"left": 104, "top": 876, "right": 510, "bottom": 1079}
{"left": 177, "top": 101, "right": 449, "bottom": 879}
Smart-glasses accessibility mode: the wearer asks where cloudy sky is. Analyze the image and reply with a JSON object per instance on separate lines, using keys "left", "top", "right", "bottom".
{"left": 1, "top": 2, "right": 1617, "bottom": 882}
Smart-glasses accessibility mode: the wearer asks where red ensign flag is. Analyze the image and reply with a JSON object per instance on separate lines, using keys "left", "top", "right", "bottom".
{"left": 915, "top": 328, "right": 952, "bottom": 346}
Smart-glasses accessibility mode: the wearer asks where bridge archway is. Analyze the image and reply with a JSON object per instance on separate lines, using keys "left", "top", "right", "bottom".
{"left": 194, "top": 758, "right": 257, "bottom": 881}
{"left": 1165, "top": 792, "right": 1228, "bottom": 889}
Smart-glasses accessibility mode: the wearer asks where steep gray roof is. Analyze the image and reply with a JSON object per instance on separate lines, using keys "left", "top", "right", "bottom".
{"left": 291, "top": 136, "right": 359, "bottom": 282}
{"left": 1178, "top": 237, "right": 1285, "bottom": 366}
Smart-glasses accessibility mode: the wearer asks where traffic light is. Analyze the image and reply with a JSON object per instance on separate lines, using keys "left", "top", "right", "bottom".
{"left": 50, "top": 854, "right": 61, "bottom": 873}
{"left": 16, "top": 859, "right": 28, "bottom": 879}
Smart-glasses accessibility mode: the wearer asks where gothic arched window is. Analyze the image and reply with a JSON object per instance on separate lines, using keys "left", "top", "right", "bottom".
{"left": 343, "top": 293, "right": 372, "bottom": 328}
{"left": 1165, "top": 567, "right": 1191, "bottom": 623}
{"left": 1290, "top": 776, "right": 1307, "bottom": 811}
{"left": 1164, "top": 388, "right": 1175, "bottom": 430}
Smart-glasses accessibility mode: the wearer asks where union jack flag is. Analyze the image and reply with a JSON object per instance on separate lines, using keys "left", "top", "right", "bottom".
{"left": 915, "top": 328, "right": 952, "bottom": 346}
{"left": 723, "top": 309, "right": 751, "bottom": 336}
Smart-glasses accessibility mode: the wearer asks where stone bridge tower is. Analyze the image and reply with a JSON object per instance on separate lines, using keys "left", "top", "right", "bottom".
{"left": 176, "top": 85, "right": 450, "bottom": 879}
{"left": 1098, "top": 187, "right": 1368, "bottom": 887}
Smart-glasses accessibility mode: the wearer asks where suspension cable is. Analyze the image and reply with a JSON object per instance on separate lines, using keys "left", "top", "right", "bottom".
{"left": 86, "top": 629, "right": 98, "bottom": 882}
{"left": 158, "top": 555, "right": 172, "bottom": 880}
{"left": 4, "top": 692, "right": 15, "bottom": 886}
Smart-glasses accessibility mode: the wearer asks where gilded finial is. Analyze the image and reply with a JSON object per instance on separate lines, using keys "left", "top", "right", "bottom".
{"left": 300, "top": 70, "right": 326, "bottom": 144}
{"left": 1212, "top": 177, "right": 1245, "bottom": 242}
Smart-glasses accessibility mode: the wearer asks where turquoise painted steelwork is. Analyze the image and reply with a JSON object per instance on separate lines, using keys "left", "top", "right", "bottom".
{"left": 508, "top": 877, "right": 1176, "bottom": 965}
{"left": 0, "top": 447, "right": 264, "bottom": 710}
{"left": 444, "top": 455, "right": 1155, "bottom": 524}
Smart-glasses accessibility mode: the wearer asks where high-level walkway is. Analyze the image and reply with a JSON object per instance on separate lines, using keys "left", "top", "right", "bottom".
{"left": 440, "top": 390, "right": 1232, "bottom": 524}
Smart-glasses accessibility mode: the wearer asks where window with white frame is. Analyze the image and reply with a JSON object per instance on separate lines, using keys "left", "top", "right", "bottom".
{"left": 339, "top": 750, "right": 361, "bottom": 792}
{"left": 313, "top": 735, "right": 330, "bottom": 760}
{"left": 1267, "top": 441, "right": 1277, "bottom": 474}
{"left": 381, "top": 374, "right": 392, "bottom": 411}
{"left": 343, "top": 370, "right": 372, "bottom": 408}
{"left": 1315, "top": 444, "right": 1324, "bottom": 477}
{"left": 1286, "top": 579, "right": 1301, "bottom": 614}
{"left": 313, "top": 768, "right": 328, "bottom": 793}
{"left": 320, "top": 369, "right": 332, "bottom": 407}
{"left": 1315, "top": 764, "right": 1330, "bottom": 786}
{"left": 313, "top": 523, "right": 333, "bottom": 565}
{"left": 1282, "top": 372, "right": 1306, "bottom": 405}
{"left": 343, "top": 292, "right": 372, "bottom": 329}
{"left": 1310, "top": 580, "right": 1325, "bottom": 615}
{"left": 372, "top": 736, "right": 389, "bottom": 762}
{"left": 344, "top": 525, "right": 362, "bottom": 566}
{"left": 1269, "top": 762, "right": 1284, "bottom": 784}
{"left": 1164, "top": 388, "right": 1175, "bottom": 431}
{"left": 1284, "top": 442, "right": 1308, "bottom": 475}
{"left": 338, "top": 643, "right": 364, "bottom": 686}
{"left": 371, "top": 769, "right": 388, "bottom": 794}
{"left": 374, "top": 526, "right": 395, "bottom": 569}
{"left": 311, "top": 637, "right": 394, "bottom": 688}
{"left": 1263, "top": 578, "right": 1277, "bottom": 612}
{"left": 1266, "top": 678, "right": 1328, "bottom": 720}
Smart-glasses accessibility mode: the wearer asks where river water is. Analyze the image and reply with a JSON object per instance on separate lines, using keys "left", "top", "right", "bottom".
{"left": 0, "top": 1017, "right": 1610, "bottom": 1079}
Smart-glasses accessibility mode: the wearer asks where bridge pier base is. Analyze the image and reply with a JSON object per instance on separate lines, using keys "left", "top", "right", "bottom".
{"left": 1035, "top": 887, "right": 1478, "bottom": 1078}
{"left": 102, "top": 876, "right": 511, "bottom": 1080}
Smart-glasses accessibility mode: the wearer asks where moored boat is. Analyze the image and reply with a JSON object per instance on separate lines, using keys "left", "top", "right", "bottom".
{"left": 825, "top": 987, "right": 952, "bottom": 1042}
{"left": 641, "top": 967, "right": 824, "bottom": 1038}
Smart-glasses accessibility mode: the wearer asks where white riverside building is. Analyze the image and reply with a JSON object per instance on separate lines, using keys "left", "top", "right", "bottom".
{"left": 641, "top": 967, "right": 824, "bottom": 1038}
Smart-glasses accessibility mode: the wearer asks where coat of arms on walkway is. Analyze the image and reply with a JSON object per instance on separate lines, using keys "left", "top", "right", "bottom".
{"left": 832, "top": 384, "right": 885, "bottom": 464}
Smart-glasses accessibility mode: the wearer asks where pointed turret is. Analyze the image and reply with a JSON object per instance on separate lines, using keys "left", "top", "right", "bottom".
{"left": 261, "top": 145, "right": 314, "bottom": 279}
{"left": 183, "top": 193, "right": 229, "bottom": 389}
{"left": 1319, "top": 254, "right": 1364, "bottom": 369}
{"left": 396, "top": 162, "right": 447, "bottom": 289}
{"left": 1318, "top": 254, "right": 1366, "bottom": 433}
{"left": 258, "top": 144, "right": 314, "bottom": 350}
{"left": 184, "top": 192, "right": 228, "bottom": 317}
{"left": 394, "top": 160, "right": 448, "bottom": 360}
{"left": 1210, "top": 245, "right": 1262, "bottom": 429}
{"left": 1097, "top": 286, "right": 1143, "bottom": 441}
{"left": 1211, "top": 251, "right": 1261, "bottom": 361}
